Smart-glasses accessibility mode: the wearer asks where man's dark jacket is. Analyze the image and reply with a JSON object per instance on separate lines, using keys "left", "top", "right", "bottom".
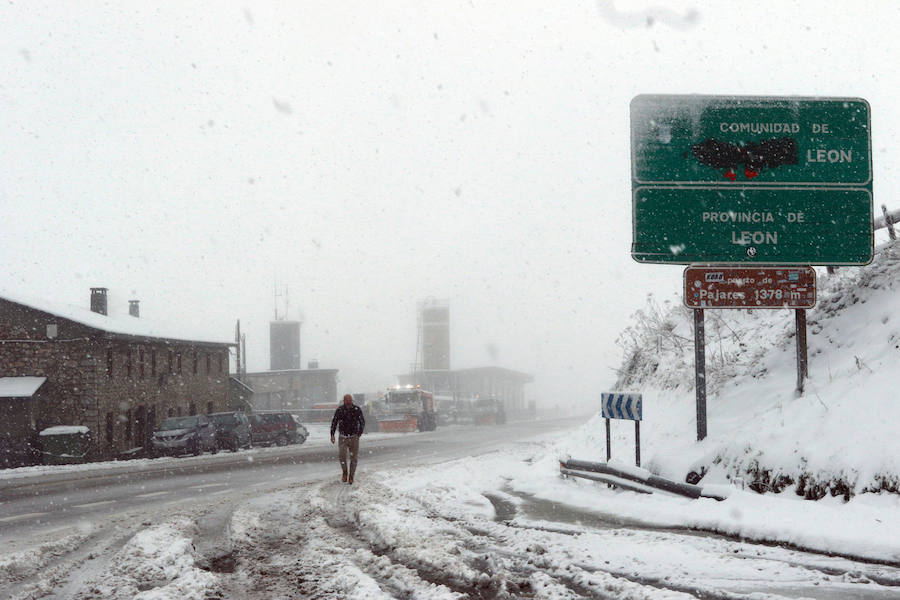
{"left": 331, "top": 403, "right": 366, "bottom": 437}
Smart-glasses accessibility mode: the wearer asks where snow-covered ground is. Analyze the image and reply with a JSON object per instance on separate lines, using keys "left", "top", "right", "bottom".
{"left": 6, "top": 243, "right": 900, "bottom": 599}
{"left": 11, "top": 420, "right": 895, "bottom": 599}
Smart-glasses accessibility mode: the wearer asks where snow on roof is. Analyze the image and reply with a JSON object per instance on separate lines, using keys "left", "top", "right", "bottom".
{"left": 39, "top": 425, "right": 90, "bottom": 436}
{"left": 230, "top": 376, "right": 255, "bottom": 392}
{"left": 0, "top": 288, "right": 233, "bottom": 345}
{"left": 0, "top": 376, "right": 46, "bottom": 398}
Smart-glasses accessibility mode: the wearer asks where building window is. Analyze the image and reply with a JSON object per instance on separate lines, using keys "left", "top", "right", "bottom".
{"left": 139, "top": 348, "right": 145, "bottom": 379}
{"left": 151, "top": 350, "right": 157, "bottom": 377}
{"left": 206, "top": 401, "right": 214, "bottom": 414}
{"left": 218, "top": 353, "right": 223, "bottom": 373}
{"left": 106, "top": 412, "right": 114, "bottom": 449}
{"left": 125, "top": 409, "right": 133, "bottom": 441}
{"left": 106, "top": 348, "right": 113, "bottom": 378}
{"left": 177, "top": 352, "right": 182, "bottom": 374}
{"left": 168, "top": 350, "right": 174, "bottom": 373}
{"left": 168, "top": 407, "right": 175, "bottom": 417}
{"left": 135, "top": 405, "right": 146, "bottom": 446}
{"left": 126, "top": 348, "right": 133, "bottom": 379}
{"left": 205, "top": 353, "right": 211, "bottom": 375}
{"left": 176, "top": 406, "right": 182, "bottom": 417}
{"left": 148, "top": 405, "right": 156, "bottom": 442}
{"left": 189, "top": 403, "right": 197, "bottom": 416}
{"left": 192, "top": 351, "right": 198, "bottom": 375}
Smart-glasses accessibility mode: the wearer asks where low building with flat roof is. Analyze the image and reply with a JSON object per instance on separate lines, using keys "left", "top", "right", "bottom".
{"left": 243, "top": 367, "right": 338, "bottom": 412}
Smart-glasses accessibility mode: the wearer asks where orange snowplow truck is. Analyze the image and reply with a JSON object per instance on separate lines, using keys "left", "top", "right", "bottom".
{"left": 377, "top": 386, "right": 437, "bottom": 433}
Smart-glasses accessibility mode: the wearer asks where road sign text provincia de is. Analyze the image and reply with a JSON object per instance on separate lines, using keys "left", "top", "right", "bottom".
{"left": 630, "top": 95, "right": 873, "bottom": 265}
{"left": 684, "top": 266, "right": 816, "bottom": 309}
{"left": 633, "top": 187, "right": 871, "bottom": 264}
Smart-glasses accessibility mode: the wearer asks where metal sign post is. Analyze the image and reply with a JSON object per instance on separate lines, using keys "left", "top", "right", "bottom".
{"left": 693, "top": 309, "right": 707, "bottom": 441}
{"left": 796, "top": 308, "right": 808, "bottom": 394}
{"left": 605, "top": 418, "right": 611, "bottom": 462}
{"left": 601, "top": 392, "right": 643, "bottom": 466}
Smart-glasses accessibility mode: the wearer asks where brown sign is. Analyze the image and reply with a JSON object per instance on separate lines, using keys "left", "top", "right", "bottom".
{"left": 684, "top": 266, "right": 816, "bottom": 309}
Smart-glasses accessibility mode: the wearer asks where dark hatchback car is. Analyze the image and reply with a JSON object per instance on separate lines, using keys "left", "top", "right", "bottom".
{"left": 208, "top": 411, "right": 252, "bottom": 451}
{"left": 250, "top": 412, "right": 299, "bottom": 446}
{"left": 150, "top": 415, "right": 218, "bottom": 457}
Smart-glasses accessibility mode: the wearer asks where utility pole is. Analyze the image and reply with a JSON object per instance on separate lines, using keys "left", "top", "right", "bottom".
{"left": 235, "top": 319, "right": 242, "bottom": 381}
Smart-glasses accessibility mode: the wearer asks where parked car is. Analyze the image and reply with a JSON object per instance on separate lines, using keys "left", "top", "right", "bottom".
{"left": 250, "top": 412, "right": 298, "bottom": 446}
{"left": 150, "top": 415, "right": 218, "bottom": 457}
{"left": 290, "top": 414, "right": 309, "bottom": 445}
{"left": 208, "top": 411, "right": 252, "bottom": 451}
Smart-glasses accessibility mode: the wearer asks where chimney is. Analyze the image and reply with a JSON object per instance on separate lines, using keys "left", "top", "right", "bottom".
{"left": 129, "top": 300, "right": 140, "bottom": 318}
{"left": 308, "top": 359, "right": 319, "bottom": 369}
{"left": 90, "top": 287, "right": 108, "bottom": 315}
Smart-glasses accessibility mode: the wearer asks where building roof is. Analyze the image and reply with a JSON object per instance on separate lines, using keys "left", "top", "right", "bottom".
{"left": 452, "top": 366, "right": 534, "bottom": 382}
{"left": 39, "top": 425, "right": 90, "bottom": 436}
{"left": 245, "top": 368, "right": 339, "bottom": 377}
{"left": 229, "top": 376, "right": 255, "bottom": 393}
{"left": 0, "top": 376, "right": 47, "bottom": 398}
{"left": 402, "top": 367, "right": 534, "bottom": 383}
{"left": 0, "top": 288, "right": 233, "bottom": 346}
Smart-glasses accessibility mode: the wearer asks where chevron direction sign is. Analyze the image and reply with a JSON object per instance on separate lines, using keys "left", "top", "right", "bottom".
{"left": 601, "top": 392, "right": 642, "bottom": 421}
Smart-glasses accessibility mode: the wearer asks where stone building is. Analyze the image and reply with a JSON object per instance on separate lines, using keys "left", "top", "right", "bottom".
{"left": 0, "top": 287, "right": 234, "bottom": 465}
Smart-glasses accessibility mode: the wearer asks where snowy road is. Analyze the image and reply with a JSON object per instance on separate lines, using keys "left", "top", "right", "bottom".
{"left": 2, "top": 418, "right": 899, "bottom": 599}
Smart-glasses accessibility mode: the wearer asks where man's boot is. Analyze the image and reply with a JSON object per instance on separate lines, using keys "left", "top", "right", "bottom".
{"left": 341, "top": 469, "right": 348, "bottom": 483}
{"left": 348, "top": 469, "right": 355, "bottom": 485}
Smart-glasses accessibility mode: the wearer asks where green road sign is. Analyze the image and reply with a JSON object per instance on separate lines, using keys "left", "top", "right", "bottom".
{"left": 630, "top": 95, "right": 873, "bottom": 265}
{"left": 631, "top": 95, "right": 871, "bottom": 186}
{"left": 632, "top": 187, "right": 873, "bottom": 265}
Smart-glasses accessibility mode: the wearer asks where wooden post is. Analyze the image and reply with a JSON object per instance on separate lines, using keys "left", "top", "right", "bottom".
{"left": 694, "top": 309, "right": 707, "bottom": 441}
{"left": 796, "top": 308, "right": 808, "bottom": 394}
{"left": 883, "top": 204, "right": 897, "bottom": 240}
{"left": 635, "top": 421, "right": 641, "bottom": 467}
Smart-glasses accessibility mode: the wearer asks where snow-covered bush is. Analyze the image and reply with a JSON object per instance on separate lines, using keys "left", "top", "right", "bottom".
{"left": 611, "top": 240, "right": 900, "bottom": 500}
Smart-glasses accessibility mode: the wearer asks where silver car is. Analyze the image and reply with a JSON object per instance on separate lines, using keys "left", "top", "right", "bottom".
{"left": 150, "top": 415, "right": 218, "bottom": 457}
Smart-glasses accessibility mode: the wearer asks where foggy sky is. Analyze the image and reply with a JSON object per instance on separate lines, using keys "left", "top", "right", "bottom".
{"left": 1, "top": 1, "right": 898, "bottom": 408}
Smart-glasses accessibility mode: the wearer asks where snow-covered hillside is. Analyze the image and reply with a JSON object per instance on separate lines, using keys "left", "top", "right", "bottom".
{"left": 607, "top": 239, "right": 900, "bottom": 499}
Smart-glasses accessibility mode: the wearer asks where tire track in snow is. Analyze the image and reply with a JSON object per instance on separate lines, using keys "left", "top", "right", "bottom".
{"left": 221, "top": 479, "right": 703, "bottom": 599}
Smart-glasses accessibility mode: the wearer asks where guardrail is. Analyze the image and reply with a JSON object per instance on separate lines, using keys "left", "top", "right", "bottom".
{"left": 559, "top": 457, "right": 729, "bottom": 501}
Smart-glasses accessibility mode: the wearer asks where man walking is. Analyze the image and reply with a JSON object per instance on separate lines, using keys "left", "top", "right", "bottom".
{"left": 330, "top": 393, "right": 366, "bottom": 484}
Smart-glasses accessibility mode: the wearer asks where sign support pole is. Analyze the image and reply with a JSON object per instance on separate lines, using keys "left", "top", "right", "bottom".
{"left": 795, "top": 308, "right": 808, "bottom": 394}
{"left": 635, "top": 421, "right": 641, "bottom": 467}
{"left": 694, "top": 309, "right": 707, "bottom": 441}
{"left": 605, "top": 417, "right": 611, "bottom": 462}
